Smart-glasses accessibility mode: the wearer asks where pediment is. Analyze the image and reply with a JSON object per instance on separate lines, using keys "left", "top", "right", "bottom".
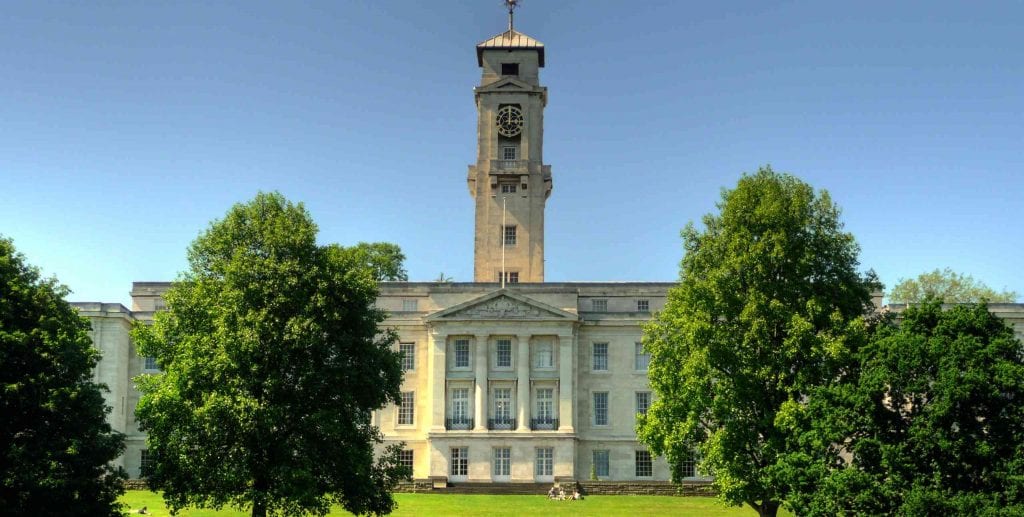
{"left": 475, "top": 77, "right": 540, "bottom": 94}
{"left": 426, "top": 290, "right": 578, "bottom": 322}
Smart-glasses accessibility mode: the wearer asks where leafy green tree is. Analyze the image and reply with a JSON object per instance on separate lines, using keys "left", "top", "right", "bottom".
{"left": 888, "top": 267, "right": 1017, "bottom": 303}
{"left": 0, "top": 237, "right": 127, "bottom": 516}
{"left": 347, "top": 242, "right": 408, "bottom": 281}
{"left": 790, "top": 300, "right": 1024, "bottom": 515}
{"left": 133, "top": 193, "right": 408, "bottom": 517}
{"left": 637, "top": 167, "right": 874, "bottom": 517}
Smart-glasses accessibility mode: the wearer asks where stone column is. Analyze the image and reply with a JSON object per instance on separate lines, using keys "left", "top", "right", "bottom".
{"left": 516, "top": 334, "right": 531, "bottom": 431}
{"left": 429, "top": 330, "right": 447, "bottom": 433}
{"left": 474, "top": 334, "right": 488, "bottom": 431}
{"left": 557, "top": 331, "right": 574, "bottom": 432}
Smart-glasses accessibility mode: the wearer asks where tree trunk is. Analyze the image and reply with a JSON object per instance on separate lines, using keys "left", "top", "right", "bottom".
{"left": 753, "top": 501, "right": 779, "bottom": 517}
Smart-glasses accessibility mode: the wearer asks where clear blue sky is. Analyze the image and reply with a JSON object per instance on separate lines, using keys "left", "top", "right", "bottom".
{"left": 2, "top": 1, "right": 1021, "bottom": 306}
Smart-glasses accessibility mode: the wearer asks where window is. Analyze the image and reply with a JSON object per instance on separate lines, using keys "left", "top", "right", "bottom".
{"left": 593, "top": 391, "right": 609, "bottom": 426}
{"left": 451, "top": 388, "right": 470, "bottom": 421}
{"left": 503, "top": 225, "right": 517, "bottom": 246}
{"left": 680, "top": 451, "right": 697, "bottom": 478}
{"left": 493, "top": 447, "right": 511, "bottom": 477}
{"left": 140, "top": 449, "right": 154, "bottom": 478}
{"left": 501, "top": 62, "right": 519, "bottom": 76}
{"left": 451, "top": 447, "right": 468, "bottom": 477}
{"left": 454, "top": 339, "right": 470, "bottom": 368}
{"left": 637, "top": 299, "right": 650, "bottom": 312}
{"left": 493, "top": 388, "right": 512, "bottom": 421}
{"left": 592, "top": 343, "right": 608, "bottom": 371}
{"left": 143, "top": 356, "right": 159, "bottom": 371}
{"left": 495, "top": 339, "right": 512, "bottom": 368}
{"left": 636, "top": 391, "right": 651, "bottom": 415}
{"left": 402, "top": 299, "right": 418, "bottom": 312}
{"left": 535, "top": 447, "right": 553, "bottom": 477}
{"left": 400, "top": 343, "right": 415, "bottom": 371}
{"left": 398, "top": 391, "right": 415, "bottom": 425}
{"left": 592, "top": 299, "right": 607, "bottom": 312}
{"left": 399, "top": 450, "right": 414, "bottom": 476}
{"left": 635, "top": 342, "right": 650, "bottom": 371}
{"left": 502, "top": 145, "right": 517, "bottom": 160}
{"left": 533, "top": 341, "right": 553, "bottom": 368}
{"left": 535, "top": 388, "right": 553, "bottom": 420}
{"left": 496, "top": 271, "right": 519, "bottom": 284}
{"left": 593, "top": 450, "right": 609, "bottom": 477}
{"left": 636, "top": 450, "right": 653, "bottom": 477}
{"left": 500, "top": 183, "right": 517, "bottom": 193}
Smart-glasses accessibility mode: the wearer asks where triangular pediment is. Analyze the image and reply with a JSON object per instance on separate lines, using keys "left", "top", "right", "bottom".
{"left": 476, "top": 76, "right": 540, "bottom": 94}
{"left": 426, "top": 289, "right": 578, "bottom": 322}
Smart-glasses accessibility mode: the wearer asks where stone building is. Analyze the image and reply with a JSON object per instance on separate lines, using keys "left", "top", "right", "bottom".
{"left": 71, "top": 14, "right": 1024, "bottom": 485}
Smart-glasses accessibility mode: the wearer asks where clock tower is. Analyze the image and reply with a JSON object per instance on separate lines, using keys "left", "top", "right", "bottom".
{"left": 468, "top": 3, "right": 551, "bottom": 283}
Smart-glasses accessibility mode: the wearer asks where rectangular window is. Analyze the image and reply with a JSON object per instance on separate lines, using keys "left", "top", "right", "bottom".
{"left": 140, "top": 449, "right": 154, "bottom": 478}
{"left": 593, "top": 450, "right": 609, "bottom": 477}
{"left": 637, "top": 299, "right": 650, "bottom": 312}
{"left": 454, "top": 339, "right": 470, "bottom": 369}
{"left": 501, "top": 62, "right": 519, "bottom": 76}
{"left": 593, "top": 391, "right": 609, "bottom": 426}
{"left": 681, "top": 451, "right": 696, "bottom": 478}
{"left": 493, "top": 388, "right": 512, "bottom": 420}
{"left": 500, "top": 183, "right": 517, "bottom": 193}
{"left": 535, "top": 447, "right": 553, "bottom": 477}
{"left": 636, "top": 391, "right": 651, "bottom": 415}
{"left": 402, "top": 299, "right": 418, "bottom": 312}
{"left": 533, "top": 341, "right": 553, "bottom": 368}
{"left": 451, "top": 447, "right": 468, "bottom": 477}
{"left": 636, "top": 450, "right": 653, "bottom": 477}
{"left": 496, "top": 271, "right": 519, "bottom": 284}
{"left": 535, "top": 388, "right": 553, "bottom": 420}
{"left": 143, "top": 356, "right": 159, "bottom": 371}
{"left": 493, "top": 447, "right": 511, "bottom": 477}
{"left": 495, "top": 339, "right": 512, "bottom": 368}
{"left": 503, "top": 225, "right": 517, "bottom": 246}
{"left": 592, "top": 299, "right": 607, "bottom": 312}
{"left": 398, "top": 391, "right": 415, "bottom": 425}
{"left": 635, "top": 342, "right": 650, "bottom": 371}
{"left": 451, "top": 388, "right": 470, "bottom": 421}
{"left": 399, "top": 450, "right": 414, "bottom": 475}
{"left": 502, "top": 146, "right": 517, "bottom": 160}
{"left": 400, "top": 343, "right": 415, "bottom": 371}
{"left": 593, "top": 343, "right": 609, "bottom": 371}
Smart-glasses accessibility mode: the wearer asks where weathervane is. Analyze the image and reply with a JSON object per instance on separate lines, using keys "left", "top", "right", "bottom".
{"left": 505, "top": 0, "right": 520, "bottom": 31}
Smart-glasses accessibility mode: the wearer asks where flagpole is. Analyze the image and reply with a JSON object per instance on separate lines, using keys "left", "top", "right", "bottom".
{"left": 501, "top": 196, "right": 506, "bottom": 288}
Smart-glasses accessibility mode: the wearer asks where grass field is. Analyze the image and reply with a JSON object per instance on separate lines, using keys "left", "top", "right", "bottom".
{"left": 120, "top": 491, "right": 789, "bottom": 516}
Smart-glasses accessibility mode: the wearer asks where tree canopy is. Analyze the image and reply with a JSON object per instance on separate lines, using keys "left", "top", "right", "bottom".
{"left": 133, "top": 192, "right": 408, "bottom": 517}
{"left": 888, "top": 267, "right": 1017, "bottom": 304}
{"left": 0, "top": 237, "right": 126, "bottom": 516}
{"left": 790, "top": 300, "right": 1024, "bottom": 515}
{"left": 637, "top": 167, "right": 874, "bottom": 517}
{"left": 346, "top": 242, "right": 408, "bottom": 282}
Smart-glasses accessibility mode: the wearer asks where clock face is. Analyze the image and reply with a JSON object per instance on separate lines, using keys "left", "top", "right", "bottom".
{"left": 496, "top": 105, "right": 524, "bottom": 137}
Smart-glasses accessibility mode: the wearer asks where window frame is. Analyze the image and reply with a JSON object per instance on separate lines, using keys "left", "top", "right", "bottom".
{"left": 592, "top": 343, "right": 609, "bottom": 371}
{"left": 397, "top": 391, "right": 415, "bottom": 426}
{"left": 591, "top": 299, "right": 608, "bottom": 312}
{"left": 450, "top": 447, "right": 469, "bottom": 478}
{"left": 398, "top": 449, "right": 414, "bottom": 475}
{"left": 402, "top": 299, "right": 418, "bottom": 312}
{"left": 593, "top": 449, "right": 610, "bottom": 478}
{"left": 637, "top": 299, "right": 650, "bottom": 312}
{"left": 494, "top": 338, "right": 513, "bottom": 369}
{"left": 535, "top": 447, "right": 554, "bottom": 478}
{"left": 635, "top": 450, "right": 653, "bottom": 477}
{"left": 533, "top": 341, "right": 554, "bottom": 369}
{"left": 635, "top": 342, "right": 650, "bottom": 371}
{"left": 493, "top": 447, "right": 511, "bottom": 479}
{"left": 503, "top": 225, "right": 517, "bottom": 246}
{"left": 593, "top": 391, "right": 609, "bottom": 426}
{"left": 636, "top": 391, "right": 651, "bottom": 416}
{"left": 399, "top": 343, "right": 415, "bottom": 372}
{"left": 453, "top": 339, "right": 471, "bottom": 369}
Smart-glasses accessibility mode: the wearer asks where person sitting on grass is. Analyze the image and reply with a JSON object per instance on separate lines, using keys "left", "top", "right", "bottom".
{"left": 548, "top": 484, "right": 560, "bottom": 500}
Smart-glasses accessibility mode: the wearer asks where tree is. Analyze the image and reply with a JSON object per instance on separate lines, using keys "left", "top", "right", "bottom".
{"left": 637, "top": 167, "right": 874, "bottom": 517}
{"left": 132, "top": 193, "right": 408, "bottom": 517}
{"left": 347, "top": 242, "right": 408, "bottom": 282}
{"left": 790, "top": 300, "right": 1024, "bottom": 515}
{"left": 0, "top": 237, "right": 127, "bottom": 515}
{"left": 889, "top": 267, "right": 1017, "bottom": 304}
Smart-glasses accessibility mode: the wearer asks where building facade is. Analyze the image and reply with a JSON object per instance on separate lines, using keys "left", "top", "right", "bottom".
{"left": 71, "top": 16, "right": 1024, "bottom": 485}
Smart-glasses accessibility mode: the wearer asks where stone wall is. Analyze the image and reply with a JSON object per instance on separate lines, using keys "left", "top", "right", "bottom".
{"left": 579, "top": 481, "right": 715, "bottom": 496}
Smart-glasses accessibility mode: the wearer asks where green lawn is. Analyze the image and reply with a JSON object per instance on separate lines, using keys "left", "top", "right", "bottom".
{"left": 121, "top": 491, "right": 790, "bottom": 516}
